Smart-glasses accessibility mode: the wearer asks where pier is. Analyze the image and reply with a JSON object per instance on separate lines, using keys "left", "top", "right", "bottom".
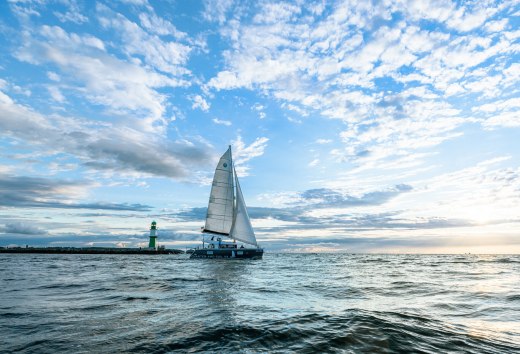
{"left": 0, "top": 246, "right": 184, "bottom": 254}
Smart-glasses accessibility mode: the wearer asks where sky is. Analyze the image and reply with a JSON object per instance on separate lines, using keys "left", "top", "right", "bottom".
{"left": 0, "top": 0, "right": 519, "bottom": 253}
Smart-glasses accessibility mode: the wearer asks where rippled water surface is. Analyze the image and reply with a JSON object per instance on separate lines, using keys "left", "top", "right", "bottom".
{"left": 1, "top": 253, "right": 519, "bottom": 353}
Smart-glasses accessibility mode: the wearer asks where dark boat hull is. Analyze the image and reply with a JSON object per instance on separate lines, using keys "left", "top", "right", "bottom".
{"left": 190, "top": 248, "right": 263, "bottom": 259}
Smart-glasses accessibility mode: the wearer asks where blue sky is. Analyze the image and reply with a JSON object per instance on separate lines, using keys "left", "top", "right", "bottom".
{"left": 1, "top": 0, "right": 519, "bottom": 253}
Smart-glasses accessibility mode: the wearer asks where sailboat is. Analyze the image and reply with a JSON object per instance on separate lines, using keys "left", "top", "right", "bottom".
{"left": 190, "top": 146, "right": 264, "bottom": 259}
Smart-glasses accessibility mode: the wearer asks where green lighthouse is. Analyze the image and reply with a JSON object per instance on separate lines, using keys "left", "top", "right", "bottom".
{"left": 149, "top": 221, "right": 157, "bottom": 249}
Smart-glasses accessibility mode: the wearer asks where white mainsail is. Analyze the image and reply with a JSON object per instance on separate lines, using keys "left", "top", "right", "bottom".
{"left": 230, "top": 169, "right": 257, "bottom": 246}
{"left": 204, "top": 146, "right": 234, "bottom": 235}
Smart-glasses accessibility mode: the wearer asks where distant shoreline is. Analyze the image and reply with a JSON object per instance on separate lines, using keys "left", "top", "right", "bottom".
{"left": 0, "top": 247, "right": 184, "bottom": 255}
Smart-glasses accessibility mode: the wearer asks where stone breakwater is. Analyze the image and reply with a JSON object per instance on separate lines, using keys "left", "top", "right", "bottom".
{"left": 0, "top": 247, "right": 184, "bottom": 254}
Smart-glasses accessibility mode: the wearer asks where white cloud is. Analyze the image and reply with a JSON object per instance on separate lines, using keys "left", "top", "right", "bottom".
{"left": 485, "top": 18, "right": 508, "bottom": 32}
{"left": 283, "top": 103, "right": 309, "bottom": 117}
{"left": 47, "top": 71, "right": 60, "bottom": 81}
{"left": 119, "top": 0, "right": 149, "bottom": 5}
{"left": 482, "top": 111, "right": 520, "bottom": 129}
{"left": 205, "top": 0, "right": 519, "bottom": 170}
{"left": 15, "top": 23, "right": 189, "bottom": 132}
{"left": 251, "top": 103, "right": 264, "bottom": 111}
{"left": 252, "top": 2, "right": 301, "bottom": 24}
{"left": 251, "top": 102, "right": 266, "bottom": 119}
{"left": 405, "top": 157, "right": 520, "bottom": 223}
{"left": 0, "top": 88, "right": 214, "bottom": 179}
{"left": 139, "top": 12, "right": 187, "bottom": 38}
{"left": 53, "top": 0, "right": 88, "bottom": 24}
{"left": 191, "top": 95, "right": 210, "bottom": 111}
{"left": 202, "top": 0, "right": 235, "bottom": 24}
{"left": 47, "top": 86, "right": 65, "bottom": 103}
{"left": 207, "top": 70, "right": 241, "bottom": 90}
{"left": 97, "top": 4, "right": 192, "bottom": 76}
{"left": 0, "top": 79, "right": 31, "bottom": 97}
{"left": 446, "top": 7, "right": 493, "bottom": 32}
{"left": 308, "top": 158, "right": 319, "bottom": 167}
{"left": 316, "top": 139, "right": 332, "bottom": 144}
{"left": 40, "top": 25, "right": 105, "bottom": 51}
{"left": 231, "top": 136, "right": 269, "bottom": 176}
{"left": 212, "top": 118, "right": 231, "bottom": 126}
{"left": 474, "top": 97, "right": 520, "bottom": 113}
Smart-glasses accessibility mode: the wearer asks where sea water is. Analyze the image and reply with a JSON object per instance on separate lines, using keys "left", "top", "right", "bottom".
{"left": 1, "top": 253, "right": 519, "bottom": 353}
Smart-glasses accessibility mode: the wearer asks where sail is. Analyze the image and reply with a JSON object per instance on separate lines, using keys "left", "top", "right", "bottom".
{"left": 204, "top": 146, "right": 234, "bottom": 235}
{"left": 230, "top": 169, "right": 257, "bottom": 246}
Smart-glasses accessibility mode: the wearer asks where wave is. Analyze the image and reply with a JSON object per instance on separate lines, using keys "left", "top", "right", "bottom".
{"left": 128, "top": 310, "right": 520, "bottom": 353}
{"left": 478, "top": 258, "right": 520, "bottom": 264}
{"left": 2, "top": 253, "right": 519, "bottom": 354}
{"left": 505, "top": 294, "right": 520, "bottom": 302}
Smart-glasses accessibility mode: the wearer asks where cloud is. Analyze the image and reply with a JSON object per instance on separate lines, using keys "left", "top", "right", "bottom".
{"left": 231, "top": 136, "right": 269, "bottom": 176}
{"left": 308, "top": 158, "right": 319, "bottom": 167}
{"left": 251, "top": 103, "right": 266, "bottom": 119}
{"left": 399, "top": 0, "right": 496, "bottom": 32}
{"left": 47, "top": 71, "right": 60, "bottom": 81}
{"left": 145, "top": 229, "right": 200, "bottom": 241}
{"left": 316, "top": 139, "right": 332, "bottom": 144}
{"left": 2, "top": 222, "right": 47, "bottom": 235}
{"left": 212, "top": 118, "right": 232, "bottom": 126}
{"left": 47, "top": 86, "right": 65, "bottom": 103}
{"left": 81, "top": 134, "right": 213, "bottom": 178}
{"left": 0, "top": 88, "right": 214, "bottom": 179}
{"left": 298, "top": 185, "right": 413, "bottom": 208}
{"left": 191, "top": 95, "right": 210, "bottom": 111}
{"left": 53, "top": 0, "right": 88, "bottom": 24}
{"left": 138, "top": 12, "right": 187, "bottom": 38}
{"left": 173, "top": 184, "right": 414, "bottom": 224}
{"left": 202, "top": 0, "right": 235, "bottom": 24}
{"left": 206, "top": 0, "right": 519, "bottom": 168}
{"left": 2, "top": 0, "right": 519, "bottom": 252}
{"left": 97, "top": 4, "right": 193, "bottom": 76}
{"left": 12, "top": 2, "right": 199, "bottom": 133}
{"left": 15, "top": 26, "right": 173, "bottom": 128}
{"left": 119, "top": 0, "right": 150, "bottom": 5}
{"left": 166, "top": 202, "right": 474, "bottom": 241}
{"left": 0, "top": 174, "right": 153, "bottom": 211}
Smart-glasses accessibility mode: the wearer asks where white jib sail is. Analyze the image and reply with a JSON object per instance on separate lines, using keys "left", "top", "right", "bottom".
{"left": 204, "top": 146, "right": 234, "bottom": 235}
{"left": 230, "top": 169, "right": 257, "bottom": 246}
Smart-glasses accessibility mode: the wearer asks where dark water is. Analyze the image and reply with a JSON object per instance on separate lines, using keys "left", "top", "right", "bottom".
{"left": 1, "top": 254, "right": 519, "bottom": 353}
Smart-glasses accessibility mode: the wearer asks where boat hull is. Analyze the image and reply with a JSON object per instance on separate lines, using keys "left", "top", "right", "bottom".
{"left": 190, "top": 248, "right": 263, "bottom": 259}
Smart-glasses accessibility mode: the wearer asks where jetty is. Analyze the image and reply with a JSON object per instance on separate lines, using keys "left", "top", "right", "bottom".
{"left": 0, "top": 246, "right": 183, "bottom": 254}
{"left": 0, "top": 221, "right": 184, "bottom": 255}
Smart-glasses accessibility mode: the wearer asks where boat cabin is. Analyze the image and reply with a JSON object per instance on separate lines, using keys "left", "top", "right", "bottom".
{"left": 205, "top": 236, "right": 238, "bottom": 249}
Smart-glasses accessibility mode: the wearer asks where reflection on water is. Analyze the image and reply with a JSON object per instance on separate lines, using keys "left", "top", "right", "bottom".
{"left": 0, "top": 253, "right": 519, "bottom": 353}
